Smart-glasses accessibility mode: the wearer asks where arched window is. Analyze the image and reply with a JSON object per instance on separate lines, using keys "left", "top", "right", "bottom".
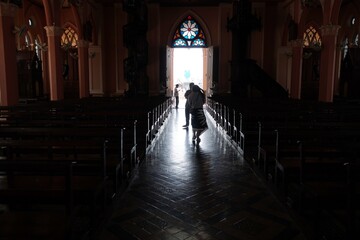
{"left": 343, "top": 37, "right": 349, "bottom": 59}
{"left": 24, "top": 34, "right": 30, "bottom": 49}
{"left": 172, "top": 15, "right": 207, "bottom": 48}
{"left": 34, "top": 38, "right": 39, "bottom": 57}
{"left": 303, "top": 26, "right": 322, "bottom": 48}
{"left": 61, "top": 26, "right": 78, "bottom": 48}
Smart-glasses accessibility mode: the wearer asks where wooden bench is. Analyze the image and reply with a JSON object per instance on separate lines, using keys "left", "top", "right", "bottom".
{"left": 0, "top": 159, "right": 112, "bottom": 239}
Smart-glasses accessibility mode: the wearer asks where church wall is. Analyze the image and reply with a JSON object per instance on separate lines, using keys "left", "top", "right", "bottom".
{"left": 114, "top": 4, "right": 128, "bottom": 95}
{"left": 6, "top": 1, "right": 360, "bottom": 103}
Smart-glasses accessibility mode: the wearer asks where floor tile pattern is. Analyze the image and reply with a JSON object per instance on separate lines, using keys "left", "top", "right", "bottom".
{"left": 98, "top": 108, "right": 307, "bottom": 240}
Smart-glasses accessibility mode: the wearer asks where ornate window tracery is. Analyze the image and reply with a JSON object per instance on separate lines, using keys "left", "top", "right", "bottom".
{"left": 303, "top": 26, "right": 322, "bottom": 49}
{"left": 172, "top": 15, "right": 207, "bottom": 48}
{"left": 61, "top": 27, "right": 78, "bottom": 48}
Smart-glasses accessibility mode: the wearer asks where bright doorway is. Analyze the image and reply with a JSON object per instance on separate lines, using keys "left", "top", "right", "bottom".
{"left": 173, "top": 48, "right": 203, "bottom": 107}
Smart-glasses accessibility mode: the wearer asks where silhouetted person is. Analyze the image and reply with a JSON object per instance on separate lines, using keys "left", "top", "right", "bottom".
{"left": 174, "top": 84, "right": 180, "bottom": 109}
{"left": 188, "top": 85, "right": 208, "bottom": 143}
{"left": 183, "top": 82, "right": 194, "bottom": 128}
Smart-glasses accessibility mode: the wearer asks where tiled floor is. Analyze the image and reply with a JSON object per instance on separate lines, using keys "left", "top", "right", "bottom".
{"left": 97, "top": 106, "right": 308, "bottom": 240}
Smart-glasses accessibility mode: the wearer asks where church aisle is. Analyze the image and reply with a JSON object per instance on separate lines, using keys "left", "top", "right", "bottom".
{"left": 98, "top": 107, "right": 307, "bottom": 240}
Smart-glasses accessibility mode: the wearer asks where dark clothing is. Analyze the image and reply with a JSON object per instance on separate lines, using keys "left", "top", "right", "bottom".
{"left": 175, "top": 96, "right": 179, "bottom": 108}
{"left": 185, "top": 106, "right": 190, "bottom": 126}
{"left": 189, "top": 91, "right": 207, "bottom": 130}
{"left": 191, "top": 108, "right": 208, "bottom": 130}
{"left": 174, "top": 86, "right": 180, "bottom": 108}
{"left": 184, "top": 89, "right": 192, "bottom": 125}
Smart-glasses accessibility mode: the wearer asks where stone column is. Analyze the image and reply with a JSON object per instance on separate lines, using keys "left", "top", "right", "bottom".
{"left": 0, "top": 3, "right": 18, "bottom": 106}
{"left": 44, "top": 25, "right": 64, "bottom": 100}
{"left": 290, "top": 39, "right": 303, "bottom": 99}
{"left": 319, "top": 25, "right": 340, "bottom": 102}
{"left": 77, "top": 39, "right": 89, "bottom": 98}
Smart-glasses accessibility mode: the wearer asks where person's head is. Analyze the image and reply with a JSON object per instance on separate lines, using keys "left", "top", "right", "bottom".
{"left": 189, "top": 82, "right": 194, "bottom": 90}
{"left": 175, "top": 84, "right": 179, "bottom": 88}
{"left": 192, "top": 85, "right": 200, "bottom": 92}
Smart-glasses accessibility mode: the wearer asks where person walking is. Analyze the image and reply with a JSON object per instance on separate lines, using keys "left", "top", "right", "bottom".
{"left": 183, "top": 82, "right": 194, "bottom": 128}
{"left": 174, "top": 84, "right": 180, "bottom": 109}
{"left": 188, "top": 84, "right": 207, "bottom": 143}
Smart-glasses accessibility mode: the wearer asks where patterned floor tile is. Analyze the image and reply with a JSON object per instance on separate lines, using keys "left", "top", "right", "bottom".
{"left": 97, "top": 107, "right": 308, "bottom": 240}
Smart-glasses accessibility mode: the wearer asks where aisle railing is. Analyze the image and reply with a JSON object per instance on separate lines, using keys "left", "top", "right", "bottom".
{"left": 146, "top": 97, "right": 172, "bottom": 151}
{"left": 206, "top": 98, "right": 244, "bottom": 155}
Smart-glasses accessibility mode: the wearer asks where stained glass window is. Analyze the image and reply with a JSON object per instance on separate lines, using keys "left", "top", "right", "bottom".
{"left": 172, "top": 15, "right": 207, "bottom": 48}
{"left": 303, "top": 26, "right": 322, "bottom": 48}
{"left": 61, "top": 27, "right": 78, "bottom": 48}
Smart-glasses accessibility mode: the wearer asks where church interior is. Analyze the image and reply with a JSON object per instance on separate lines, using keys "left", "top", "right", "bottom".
{"left": 0, "top": 0, "right": 359, "bottom": 239}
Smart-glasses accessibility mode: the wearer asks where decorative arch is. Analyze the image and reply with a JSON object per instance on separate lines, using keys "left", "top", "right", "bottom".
{"left": 168, "top": 11, "right": 211, "bottom": 47}
{"left": 15, "top": 29, "right": 33, "bottom": 51}
{"left": 298, "top": 4, "right": 323, "bottom": 40}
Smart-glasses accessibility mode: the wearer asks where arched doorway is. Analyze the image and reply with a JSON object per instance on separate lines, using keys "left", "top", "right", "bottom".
{"left": 166, "top": 15, "right": 212, "bottom": 107}
{"left": 61, "top": 26, "right": 79, "bottom": 99}
{"left": 301, "top": 25, "right": 322, "bottom": 100}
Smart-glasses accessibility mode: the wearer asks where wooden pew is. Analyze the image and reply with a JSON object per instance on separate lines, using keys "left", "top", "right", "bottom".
{"left": 0, "top": 159, "right": 112, "bottom": 239}
{"left": 0, "top": 136, "right": 128, "bottom": 194}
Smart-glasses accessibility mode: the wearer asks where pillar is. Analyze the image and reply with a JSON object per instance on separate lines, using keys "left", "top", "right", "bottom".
{"left": 319, "top": 25, "right": 340, "bottom": 102}
{"left": 290, "top": 39, "right": 303, "bottom": 99}
{"left": 77, "top": 39, "right": 89, "bottom": 98}
{"left": 44, "top": 25, "right": 64, "bottom": 101}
